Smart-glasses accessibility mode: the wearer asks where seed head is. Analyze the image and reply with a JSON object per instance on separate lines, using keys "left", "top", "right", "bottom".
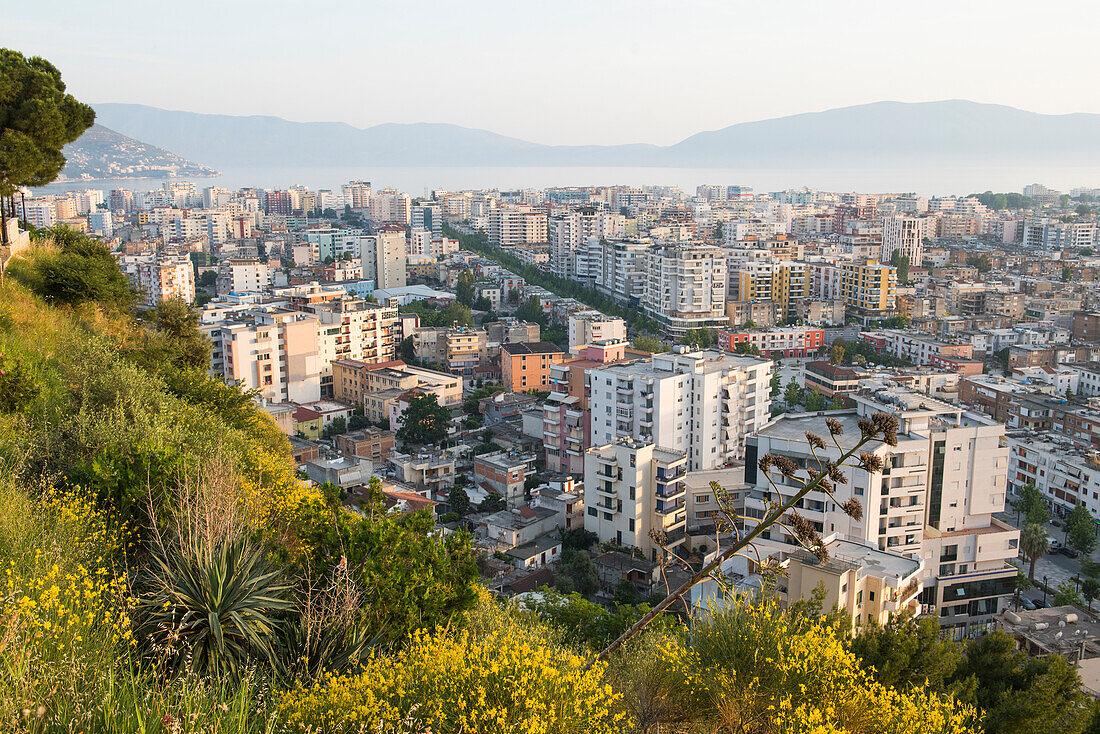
{"left": 858, "top": 451, "right": 885, "bottom": 474}
{"left": 805, "top": 431, "right": 826, "bottom": 450}
{"left": 842, "top": 497, "right": 864, "bottom": 521}
{"left": 825, "top": 417, "right": 843, "bottom": 436}
{"left": 773, "top": 455, "right": 799, "bottom": 478}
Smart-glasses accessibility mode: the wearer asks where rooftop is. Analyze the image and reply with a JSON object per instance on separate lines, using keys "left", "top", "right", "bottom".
{"left": 501, "top": 341, "right": 565, "bottom": 356}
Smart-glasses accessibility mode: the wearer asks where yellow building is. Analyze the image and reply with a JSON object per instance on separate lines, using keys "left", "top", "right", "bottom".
{"left": 841, "top": 259, "right": 896, "bottom": 318}
{"left": 734, "top": 261, "right": 809, "bottom": 317}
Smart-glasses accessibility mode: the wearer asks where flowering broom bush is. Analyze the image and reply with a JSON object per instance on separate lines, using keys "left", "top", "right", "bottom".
{"left": 278, "top": 624, "right": 624, "bottom": 733}
{"left": 613, "top": 598, "right": 980, "bottom": 734}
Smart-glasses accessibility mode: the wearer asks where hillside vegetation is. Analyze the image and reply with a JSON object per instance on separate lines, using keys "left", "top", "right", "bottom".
{"left": 0, "top": 227, "right": 1078, "bottom": 733}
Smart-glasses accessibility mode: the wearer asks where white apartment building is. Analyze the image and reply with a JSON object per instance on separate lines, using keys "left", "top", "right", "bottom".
{"left": 587, "top": 349, "right": 772, "bottom": 472}
{"left": 881, "top": 214, "right": 928, "bottom": 266}
{"left": 584, "top": 438, "right": 689, "bottom": 559}
{"left": 549, "top": 210, "right": 625, "bottom": 278}
{"left": 204, "top": 306, "right": 323, "bottom": 404}
{"left": 589, "top": 239, "right": 649, "bottom": 303}
{"left": 642, "top": 244, "right": 729, "bottom": 337}
{"left": 488, "top": 207, "right": 548, "bottom": 247}
{"left": 745, "top": 387, "right": 1018, "bottom": 639}
{"left": 568, "top": 311, "right": 626, "bottom": 348}
{"left": 368, "top": 188, "right": 410, "bottom": 224}
{"left": 217, "top": 258, "right": 271, "bottom": 295}
{"left": 368, "top": 229, "right": 408, "bottom": 290}
{"left": 1005, "top": 431, "right": 1100, "bottom": 519}
{"left": 129, "top": 254, "right": 195, "bottom": 307}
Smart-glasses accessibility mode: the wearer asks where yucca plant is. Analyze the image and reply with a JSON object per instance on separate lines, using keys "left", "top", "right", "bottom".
{"left": 139, "top": 536, "right": 294, "bottom": 678}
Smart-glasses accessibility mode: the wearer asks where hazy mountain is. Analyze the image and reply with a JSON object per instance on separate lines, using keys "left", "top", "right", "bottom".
{"left": 59, "top": 124, "right": 219, "bottom": 181}
{"left": 90, "top": 100, "right": 1100, "bottom": 170}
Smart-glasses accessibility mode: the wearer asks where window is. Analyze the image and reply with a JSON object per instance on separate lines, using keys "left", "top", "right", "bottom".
{"left": 856, "top": 590, "right": 863, "bottom": 606}
{"left": 868, "top": 590, "right": 875, "bottom": 602}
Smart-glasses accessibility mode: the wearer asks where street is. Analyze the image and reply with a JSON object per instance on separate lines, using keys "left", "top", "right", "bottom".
{"left": 996, "top": 504, "right": 1100, "bottom": 608}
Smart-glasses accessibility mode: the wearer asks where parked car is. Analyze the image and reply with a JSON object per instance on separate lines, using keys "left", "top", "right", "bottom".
{"left": 1056, "top": 546, "right": 1081, "bottom": 559}
{"left": 1019, "top": 597, "right": 1038, "bottom": 611}
{"left": 1033, "top": 597, "right": 1050, "bottom": 608}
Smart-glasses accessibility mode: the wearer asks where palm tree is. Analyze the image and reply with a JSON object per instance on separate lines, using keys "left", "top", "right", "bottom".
{"left": 1020, "top": 522, "right": 1050, "bottom": 582}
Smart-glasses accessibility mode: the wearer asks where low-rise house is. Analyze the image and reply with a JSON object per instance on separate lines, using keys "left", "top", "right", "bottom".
{"left": 388, "top": 451, "right": 456, "bottom": 493}
{"left": 335, "top": 427, "right": 396, "bottom": 463}
{"left": 479, "top": 391, "right": 539, "bottom": 424}
{"left": 592, "top": 551, "right": 661, "bottom": 597}
{"left": 480, "top": 505, "right": 559, "bottom": 550}
{"left": 505, "top": 535, "right": 562, "bottom": 570}
{"left": 474, "top": 451, "right": 536, "bottom": 504}
{"left": 303, "top": 456, "right": 374, "bottom": 489}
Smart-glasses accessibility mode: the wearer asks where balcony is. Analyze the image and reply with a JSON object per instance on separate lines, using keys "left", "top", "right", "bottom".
{"left": 655, "top": 480, "right": 685, "bottom": 499}
{"left": 655, "top": 498, "right": 685, "bottom": 515}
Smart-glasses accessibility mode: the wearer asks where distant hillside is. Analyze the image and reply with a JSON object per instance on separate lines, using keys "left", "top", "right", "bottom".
{"left": 91, "top": 100, "right": 1100, "bottom": 170}
{"left": 59, "top": 123, "right": 219, "bottom": 181}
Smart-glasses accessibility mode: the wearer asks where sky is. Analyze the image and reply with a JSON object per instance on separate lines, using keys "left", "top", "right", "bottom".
{"left": 5, "top": 0, "right": 1100, "bottom": 146}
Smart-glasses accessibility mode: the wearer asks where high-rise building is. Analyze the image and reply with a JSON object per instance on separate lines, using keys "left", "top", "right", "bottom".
{"left": 368, "top": 188, "right": 411, "bottom": 224}
{"left": 744, "top": 387, "right": 1018, "bottom": 638}
{"left": 131, "top": 255, "right": 194, "bottom": 307}
{"left": 488, "top": 207, "right": 548, "bottom": 247}
{"left": 841, "top": 258, "right": 896, "bottom": 320}
{"left": 584, "top": 438, "right": 688, "bottom": 560}
{"left": 641, "top": 245, "right": 729, "bottom": 337}
{"left": 342, "top": 180, "right": 372, "bottom": 210}
{"left": 549, "top": 210, "right": 625, "bottom": 278}
{"left": 587, "top": 350, "right": 771, "bottom": 472}
{"left": 204, "top": 306, "right": 323, "bottom": 404}
{"left": 411, "top": 202, "right": 442, "bottom": 237}
{"left": 881, "top": 214, "right": 928, "bottom": 266}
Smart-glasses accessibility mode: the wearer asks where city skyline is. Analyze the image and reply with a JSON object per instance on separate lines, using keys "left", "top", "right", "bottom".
{"left": 6, "top": 0, "right": 1100, "bottom": 146}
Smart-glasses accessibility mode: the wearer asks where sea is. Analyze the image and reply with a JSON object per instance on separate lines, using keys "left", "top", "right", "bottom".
{"left": 33, "top": 163, "right": 1100, "bottom": 197}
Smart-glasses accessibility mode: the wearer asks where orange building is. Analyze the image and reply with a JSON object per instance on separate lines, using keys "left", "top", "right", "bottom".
{"left": 500, "top": 342, "right": 565, "bottom": 393}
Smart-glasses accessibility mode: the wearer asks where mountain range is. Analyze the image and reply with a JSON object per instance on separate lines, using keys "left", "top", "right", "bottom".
{"left": 83, "top": 100, "right": 1100, "bottom": 171}
{"left": 59, "top": 124, "right": 219, "bottom": 181}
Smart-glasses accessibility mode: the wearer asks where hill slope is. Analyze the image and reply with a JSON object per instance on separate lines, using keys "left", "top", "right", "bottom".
{"left": 91, "top": 100, "right": 1100, "bottom": 170}
{"left": 59, "top": 123, "right": 219, "bottom": 181}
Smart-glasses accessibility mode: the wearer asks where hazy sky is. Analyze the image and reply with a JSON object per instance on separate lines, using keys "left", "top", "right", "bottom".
{"left": 5, "top": 0, "right": 1100, "bottom": 145}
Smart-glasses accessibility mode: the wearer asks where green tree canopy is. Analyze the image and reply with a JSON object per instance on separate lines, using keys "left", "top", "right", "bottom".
{"left": 957, "top": 629, "right": 1091, "bottom": 734}
{"left": 395, "top": 392, "right": 451, "bottom": 446}
{"left": 784, "top": 377, "right": 801, "bottom": 406}
{"left": 849, "top": 612, "right": 962, "bottom": 694}
{"left": 1066, "top": 504, "right": 1097, "bottom": 556}
{"left": 514, "top": 297, "right": 547, "bottom": 326}
{"left": 145, "top": 297, "right": 212, "bottom": 369}
{"left": 0, "top": 49, "right": 95, "bottom": 200}
{"left": 10, "top": 225, "right": 136, "bottom": 309}
{"left": 455, "top": 270, "right": 475, "bottom": 306}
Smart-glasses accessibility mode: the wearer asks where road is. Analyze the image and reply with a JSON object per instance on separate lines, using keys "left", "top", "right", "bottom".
{"left": 996, "top": 502, "right": 1100, "bottom": 607}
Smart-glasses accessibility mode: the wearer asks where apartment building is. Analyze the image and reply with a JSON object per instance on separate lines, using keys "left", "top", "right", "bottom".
{"left": 500, "top": 342, "right": 566, "bottom": 392}
{"left": 744, "top": 387, "right": 1018, "bottom": 639}
{"left": 642, "top": 244, "right": 729, "bottom": 337}
{"left": 204, "top": 306, "right": 323, "bottom": 403}
{"left": 862, "top": 329, "right": 974, "bottom": 368}
{"left": 584, "top": 438, "right": 688, "bottom": 560}
{"left": 368, "top": 188, "right": 411, "bottom": 224}
{"left": 217, "top": 258, "right": 271, "bottom": 295}
{"left": 488, "top": 207, "right": 548, "bottom": 247}
{"left": 732, "top": 261, "right": 810, "bottom": 317}
{"left": 413, "top": 327, "right": 488, "bottom": 375}
{"left": 388, "top": 452, "right": 455, "bottom": 493}
{"left": 335, "top": 427, "right": 396, "bottom": 463}
{"left": 716, "top": 327, "right": 825, "bottom": 358}
{"left": 841, "top": 259, "right": 897, "bottom": 320}
{"left": 693, "top": 536, "right": 924, "bottom": 629}
{"left": 1006, "top": 431, "right": 1100, "bottom": 519}
{"left": 568, "top": 311, "right": 626, "bottom": 348}
{"left": 549, "top": 209, "right": 625, "bottom": 278}
{"left": 128, "top": 254, "right": 195, "bottom": 306}
{"left": 881, "top": 214, "right": 928, "bottom": 266}
{"left": 474, "top": 451, "right": 535, "bottom": 505}
{"left": 587, "top": 349, "right": 772, "bottom": 472}
{"left": 589, "top": 239, "right": 649, "bottom": 304}
{"left": 331, "top": 358, "right": 461, "bottom": 407}
{"left": 543, "top": 340, "right": 635, "bottom": 475}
